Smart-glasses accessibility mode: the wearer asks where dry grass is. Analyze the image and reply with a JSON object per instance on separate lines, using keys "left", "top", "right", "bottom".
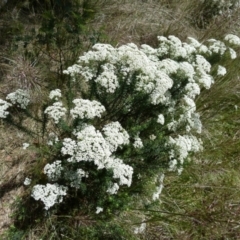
{"left": 90, "top": 0, "right": 197, "bottom": 46}
{"left": 89, "top": 0, "right": 240, "bottom": 47}
{"left": 0, "top": 124, "right": 33, "bottom": 235}
{"left": 0, "top": 54, "right": 48, "bottom": 107}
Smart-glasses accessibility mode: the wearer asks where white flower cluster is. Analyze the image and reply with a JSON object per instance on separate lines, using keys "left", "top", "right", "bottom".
{"left": 167, "top": 95, "right": 202, "bottom": 134}
{"left": 22, "top": 142, "right": 30, "bottom": 150}
{"left": 217, "top": 65, "right": 227, "bottom": 76}
{"left": 70, "top": 99, "right": 106, "bottom": 119}
{"left": 145, "top": 35, "right": 240, "bottom": 138}
{"left": 167, "top": 135, "right": 203, "bottom": 173}
{"left": 61, "top": 137, "right": 77, "bottom": 156}
{"left": 64, "top": 43, "right": 174, "bottom": 105}
{"left": 102, "top": 121, "right": 130, "bottom": 152}
{"left": 96, "top": 206, "right": 103, "bottom": 214}
{"left": 158, "top": 59, "right": 180, "bottom": 75}
{"left": 62, "top": 125, "right": 111, "bottom": 167}
{"left": 133, "top": 136, "right": 143, "bottom": 149}
{"left": 145, "top": 36, "right": 216, "bottom": 110}
{"left": 106, "top": 182, "right": 119, "bottom": 195}
{"left": 49, "top": 89, "right": 62, "bottom": 100}
{"left": 44, "top": 102, "right": 67, "bottom": 124}
{"left": 149, "top": 134, "right": 156, "bottom": 141}
{"left": 31, "top": 183, "right": 68, "bottom": 210}
{"left": 134, "top": 222, "right": 146, "bottom": 234}
{"left": 106, "top": 157, "right": 133, "bottom": 187}
{"left": 23, "top": 177, "right": 32, "bottom": 186}
{"left": 0, "top": 99, "right": 11, "bottom": 118}
{"left": 63, "top": 35, "right": 236, "bottom": 114}
{"left": 204, "top": 0, "right": 240, "bottom": 16}
{"left": 6, "top": 89, "right": 30, "bottom": 109}
{"left": 44, "top": 89, "right": 67, "bottom": 124}
{"left": 224, "top": 34, "right": 240, "bottom": 46}
{"left": 95, "top": 63, "right": 119, "bottom": 93}
{"left": 208, "top": 39, "right": 227, "bottom": 55}
{"left": 61, "top": 123, "right": 133, "bottom": 194}
{"left": 185, "top": 83, "right": 200, "bottom": 99}
{"left": 157, "top": 35, "right": 195, "bottom": 60}
{"left": 44, "top": 160, "right": 63, "bottom": 181}
{"left": 157, "top": 114, "right": 165, "bottom": 125}
{"left": 207, "top": 38, "right": 237, "bottom": 59}
{"left": 187, "top": 37, "right": 209, "bottom": 55}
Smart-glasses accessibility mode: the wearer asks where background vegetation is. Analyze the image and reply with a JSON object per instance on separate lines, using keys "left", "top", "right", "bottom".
{"left": 1, "top": 0, "right": 240, "bottom": 239}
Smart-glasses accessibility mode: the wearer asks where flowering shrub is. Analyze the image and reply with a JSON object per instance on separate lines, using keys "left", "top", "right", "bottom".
{"left": 0, "top": 34, "right": 239, "bottom": 211}
{"left": 189, "top": 0, "right": 240, "bottom": 29}
{"left": 198, "top": 0, "right": 240, "bottom": 17}
{"left": 209, "top": 0, "right": 240, "bottom": 14}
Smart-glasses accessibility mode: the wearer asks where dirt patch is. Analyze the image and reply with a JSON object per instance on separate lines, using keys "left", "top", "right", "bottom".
{"left": 0, "top": 187, "right": 24, "bottom": 235}
{"left": 0, "top": 126, "right": 33, "bottom": 235}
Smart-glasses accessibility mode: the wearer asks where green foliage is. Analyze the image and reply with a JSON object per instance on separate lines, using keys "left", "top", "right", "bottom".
{"left": 0, "top": 0, "right": 98, "bottom": 94}
{"left": 4, "top": 225, "right": 25, "bottom": 240}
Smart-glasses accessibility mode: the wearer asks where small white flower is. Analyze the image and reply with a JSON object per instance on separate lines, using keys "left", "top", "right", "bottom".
{"left": 157, "top": 114, "right": 165, "bottom": 125}
{"left": 168, "top": 135, "right": 202, "bottom": 166}
{"left": 188, "top": 37, "right": 201, "bottom": 48}
{"left": 186, "top": 125, "right": 191, "bottom": 132}
{"left": 185, "top": 83, "right": 200, "bottom": 99}
{"left": 169, "top": 159, "right": 177, "bottom": 172}
{"left": 44, "top": 102, "right": 67, "bottom": 124}
{"left": 195, "top": 55, "right": 211, "bottom": 73}
{"left": 149, "top": 134, "right": 156, "bottom": 141}
{"left": 23, "top": 143, "right": 30, "bottom": 150}
{"left": 95, "top": 63, "right": 119, "bottom": 93}
{"left": 224, "top": 34, "right": 240, "bottom": 46}
{"left": 133, "top": 136, "right": 143, "bottom": 149}
{"left": 106, "top": 158, "right": 133, "bottom": 187}
{"left": 106, "top": 183, "right": 119, "bottom": 194}
{"left": 229, "top": 48, "right": 237, "bottom": 59}
{"left": 49, "top": 89, "right": 62, "bottom": 100}
{"left": 177, "top": 166, "right": 184, "bottom": 175}
{"left": 23, "top": 177, "right": 31, "bottom": 186}
{"left": 217, "top": 65, "right": 227, "bottom": 76}
{"left": 0, "top": 99, "right": 12, "bottom": 118}
{"left": 96, "top": 207, "right": 103, "bottom": 214}
{"left": 134, "top": 222, "right": 146, "bottom": 234}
